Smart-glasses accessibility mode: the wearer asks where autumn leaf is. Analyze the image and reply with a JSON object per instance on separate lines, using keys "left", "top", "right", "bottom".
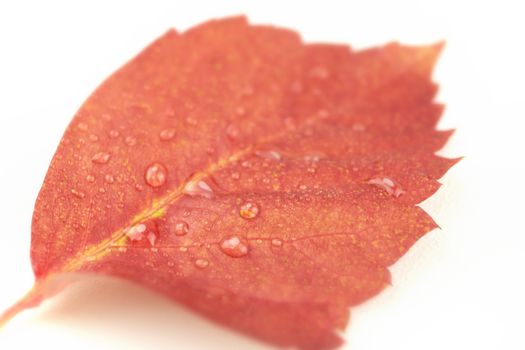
{"left": 0, "top": 16, "right": 458, "bottom": 350}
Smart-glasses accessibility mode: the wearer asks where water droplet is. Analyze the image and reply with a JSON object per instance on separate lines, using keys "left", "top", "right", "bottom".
{"left": 147, "top": 232, "right": 157, "bottom": 246}
{"left": 231, "top": 171, "right": 240, "bottom": 180}
{"left": 92, "top": 152, "right": 111, "bottom": 164}
{"left": 220, "top": 235, "right": 249, "bottom": 258}
{"left": 108, "top": 130, "right": 120, "bottom": 138}
{"left": 183, "top": 179, "right": 214, "bottom": 199}
{"left": 271, "top": 238, "right": 283, "bottom": 247}
{"left": 239, "top": 202, "right": 259, "bottom": 220}
{"left": 186, "top": 116, "right": 197, "bottom": 125}
{"left": 89, "top": 134, "right": 99, "bottom": 142}
{"left": 159, "top": 128, "right": 176, "bottom": 141}
{"left": 309, "top": 66, "right": 329, "bottom": 79}
{"left": 173, "top": 221, "right": 189, "bottom": 236}
{"left": 235, "top": 106, "right": 246, "bottom": 116}
{"left": 352, "top": 123, "right": 366, "bottom": 132}
{"left": 317, "top": 109, "right": 329, "bottom": 118}
{"left": 255, "top": 150, "right": 282, "bottom": 161}
{"left": 126, "top": 224, "right": 146, "bottom": 241}
{"left": 226, "top": 123, "right": 240, "bottom": 140}
{"left": 303, "top": 152, "right": 325, "bottom": 163}
{"left": 195, "top": 258, "right": 209, "bottom": 268}
{"left": 125, "top": 136, "right": 137, "bottom": 146}
{"left": 77, "top": 123, "right": 88, "bottom": 131}
{"left": 105, "top": 174, "right": 115, "bottom": 184}
{"left": 71, "top": 189, "right": 85, "bottom": 198}
{"left": 367, "top": 177, "right": 405, "bottom": 197}
{"left": 85, "top": 174, "right": 95, "bottom": 182}
{"left": 145, "top": 162, "right": 168, "bottom": 187}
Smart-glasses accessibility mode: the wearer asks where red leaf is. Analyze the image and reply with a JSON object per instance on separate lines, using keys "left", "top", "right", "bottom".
{"left": 0, "top": 16, "right": 458, "bottom": 349}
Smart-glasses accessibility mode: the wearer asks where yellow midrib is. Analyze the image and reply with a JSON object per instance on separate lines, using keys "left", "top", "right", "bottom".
{"left": 60, "top": 144, "right": 256, "bottom": 273}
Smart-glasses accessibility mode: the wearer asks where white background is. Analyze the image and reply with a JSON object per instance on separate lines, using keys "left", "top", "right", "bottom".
{"left": 0, "top": 1, "right": 524, "bottom": 349}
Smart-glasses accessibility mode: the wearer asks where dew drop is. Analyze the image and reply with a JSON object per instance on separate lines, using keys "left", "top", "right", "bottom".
{"left": 309, "top": 66, "right": 329, "bottom": 79}
{"left": 124, "top": 136, "right": 137, "bottom": 146}
{"left": 235, "top": 106, "right": 246, "bottom": 116}
{"left": 105, "top": 174, "right": 115, "bottom": 184}
{"left": 186, "top": 116, "right": 198, "bottom": 125}
{"left": 77, "top": 123, "right": 88, "bottom": 131}
{"left": 85, "top": 174, "right": 95, "bottom": 182}
{"left": 145, "top": 162, "right": 168, "bottom": 188}
{"left": 108, "top": 130, "right": 120, "bottom": 138}
{"left": 92, "top": 152, "right": 111, "bottom": 164}
{"left": 173, "top": 221, "right": 189, "bottom": 236}
{"left": 353, "top": 123, "right": 366, "bottom": 132}
{"left": 255, "top": 150, "right": 282, "bottom": 161}
{"left": 126, "top": 224, "right": 146, "bottom": 241}
{"left": 367, "top": 177, "right": 405, "bottom": 197}
{"left": 303, "top": 153, "right": 324, "bottom": 162}
{"left": 220, "top": 235, "right": 249, "bottom": 258}
{"left": 183, "top": 179, "right": 214, "bottom": 199}
{"left": 226, "top": 123, "right": 240, "bottom": 140}
{"left": 71, "top": 189, "right": 85, "bottom": 198}
{"left": 159, "top": 128, "right": 176, "bottom": 141}
{"left": 317, "top": 109, "right": 329, "bottom": 118}
{"left": 195, "top": 258, "right": 209, "bottom": 268}
{"left": 239, "top": 202, "right": 259, "bottom": 220}
{"left": 271, "top": 238, "right": 283, "bottom": 247}
{"left": 147, "top": 232, "right": 157, "bottom": 246}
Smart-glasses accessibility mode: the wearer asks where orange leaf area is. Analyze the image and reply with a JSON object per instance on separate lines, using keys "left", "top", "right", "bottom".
{"left": 1, "top": 16, "right": 458, "bottom": 350}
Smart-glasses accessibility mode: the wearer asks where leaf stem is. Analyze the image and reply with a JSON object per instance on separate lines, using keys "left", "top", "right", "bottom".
{"left": 0, "top": 283, "right": 42, "bottom": 330}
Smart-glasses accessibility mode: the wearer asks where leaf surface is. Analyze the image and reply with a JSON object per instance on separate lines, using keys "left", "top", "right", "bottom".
{"left": 1, "top": 16, "right": 458, "bottom": 350}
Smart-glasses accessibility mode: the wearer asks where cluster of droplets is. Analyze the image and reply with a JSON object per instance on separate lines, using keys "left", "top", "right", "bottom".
{"left": 125, "top": 223, "right": 158, "bottom": 247}
{"left": 219, "top": 235, "right": 249, "bottom": 258}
